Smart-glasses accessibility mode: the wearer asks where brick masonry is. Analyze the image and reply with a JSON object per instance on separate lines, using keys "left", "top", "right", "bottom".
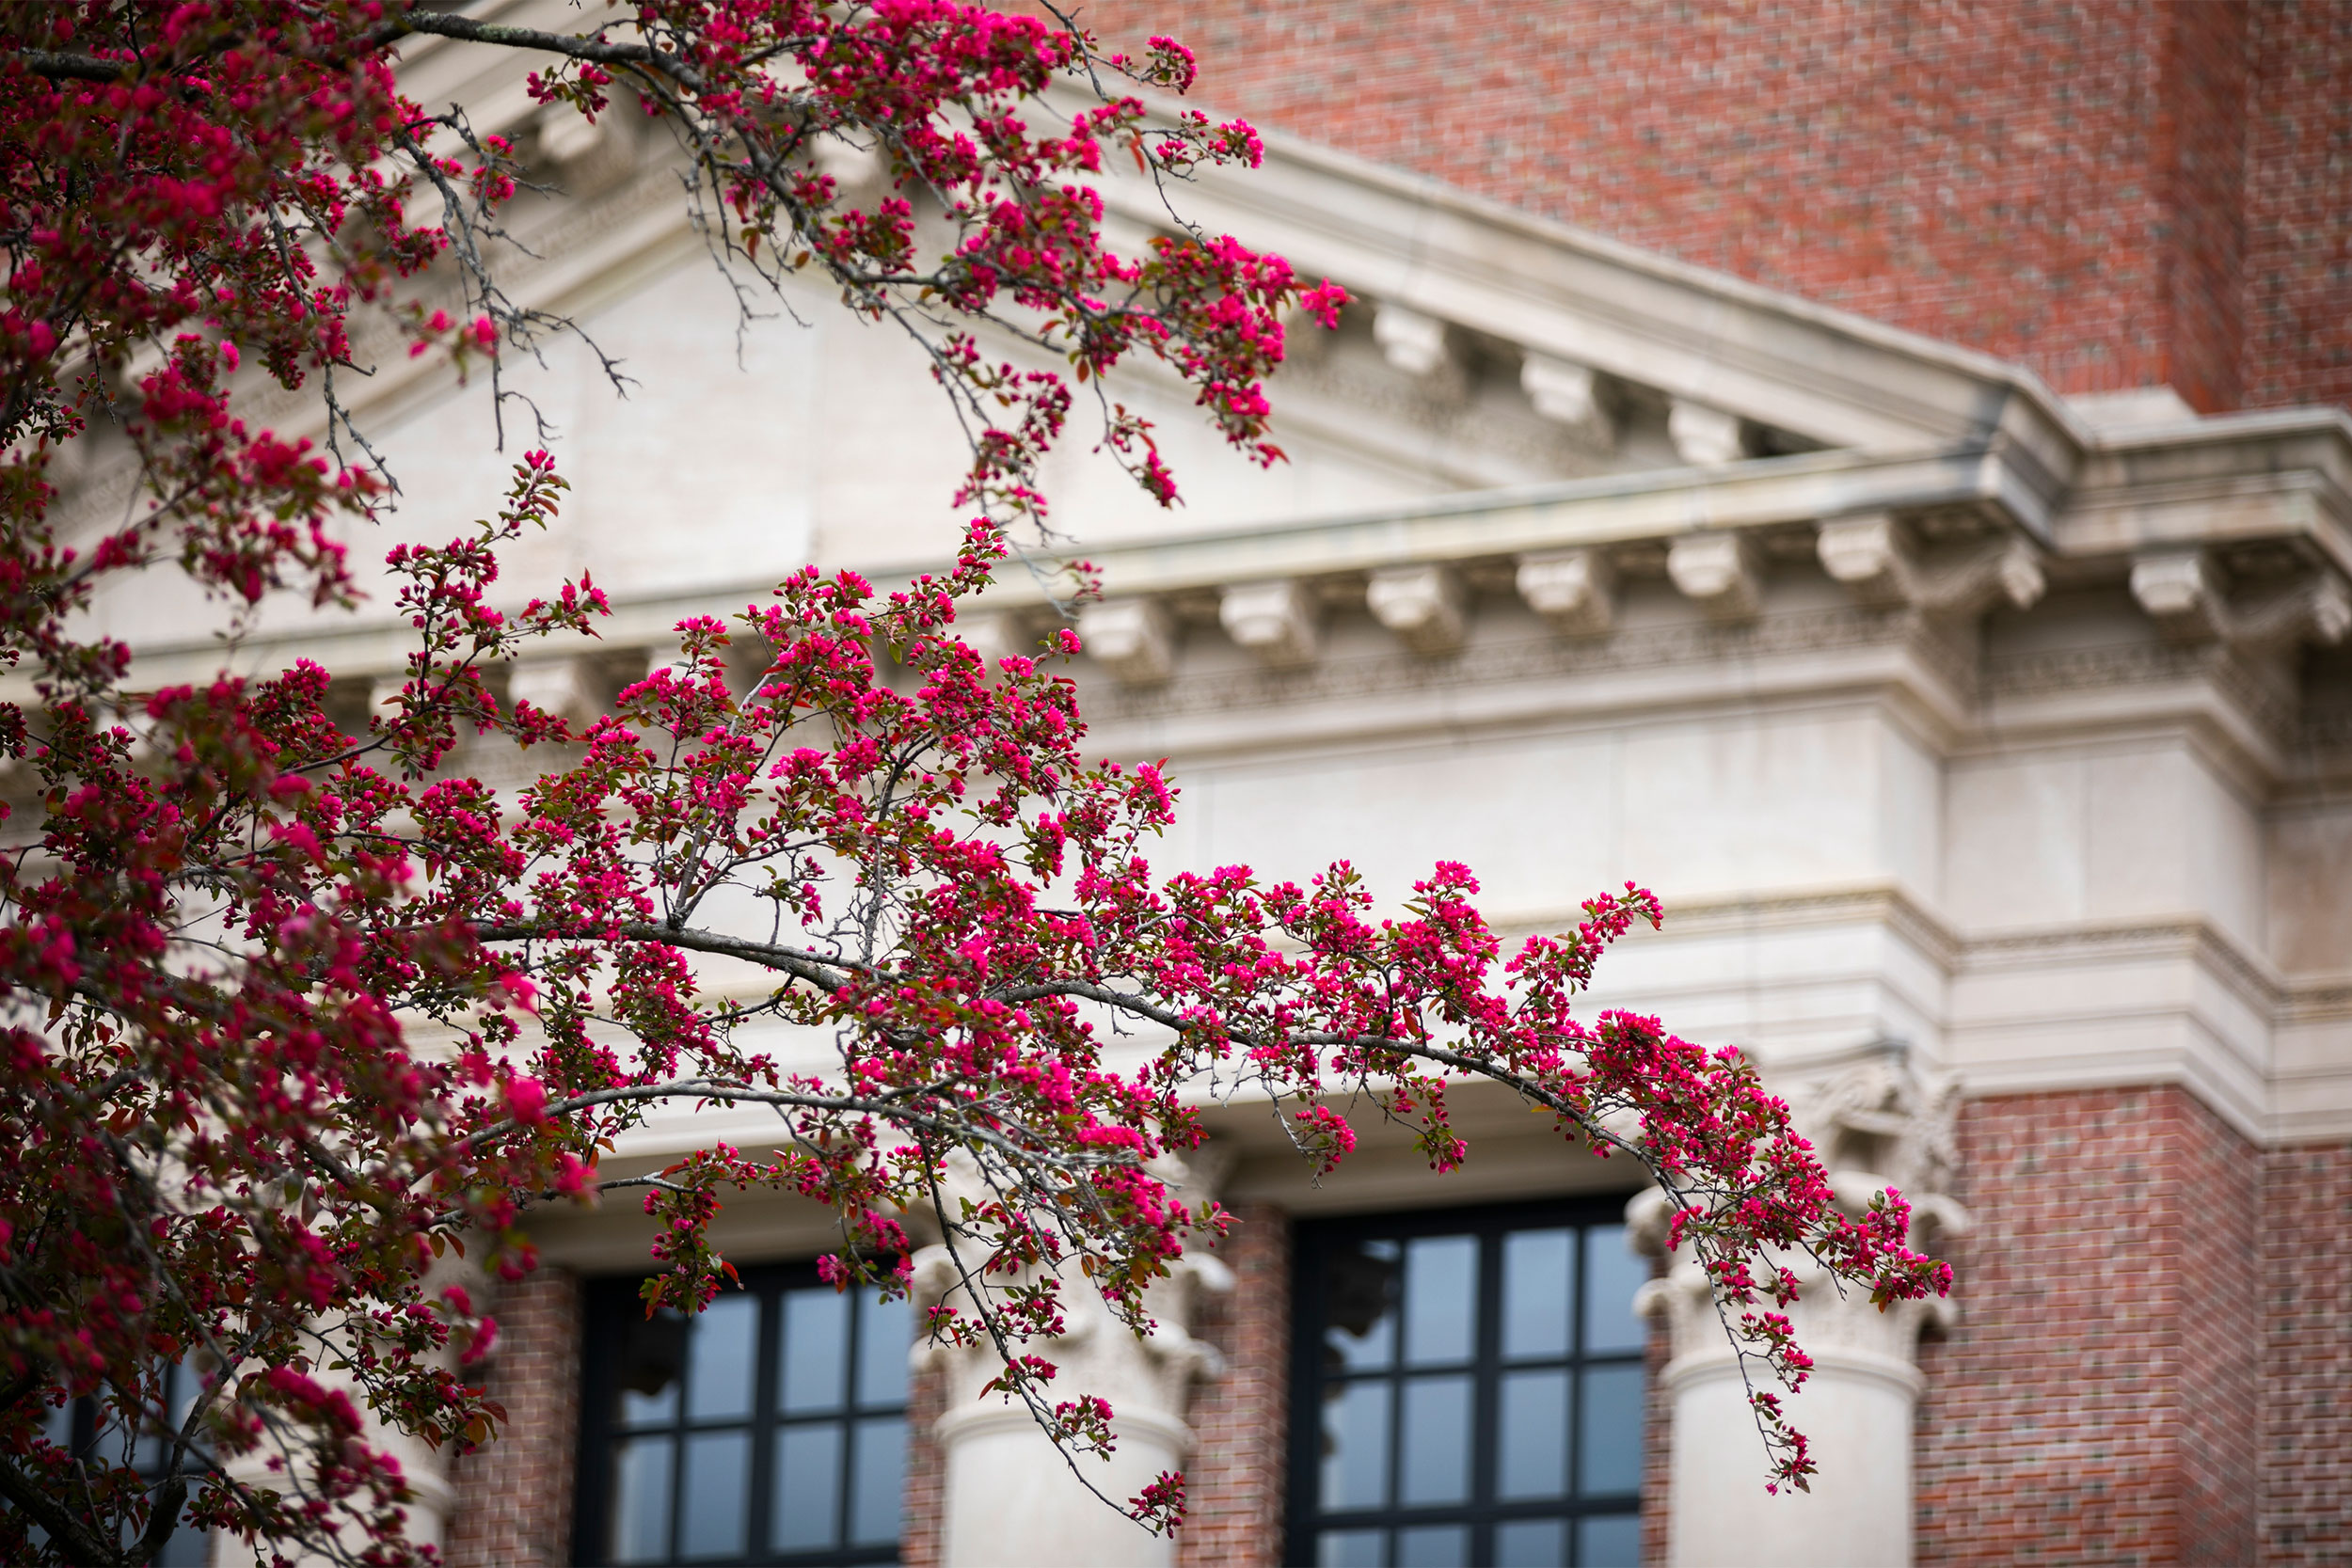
{"left": 2257, "top": 1138, "right": 2352, "bottom": 1564}
{"left": 2241, "top": 3, "right": 2352, "bottom": 411}
{"left": 447, "top": 1265, "right": 583, "bottom": 1568}
{"left": 1177, "top": 1202, "right": 1292, "bottom": 1568}
{"left": 1641, "top": 1268, "right": 1670, "bottom": 1568}
{"left": 1913, "top": 1087, "right": 2262, "bottom": 1566}
{"left": 899, "top": 1352, "right": 949, "bottom": 1567}
{"left": 1074, "top": 0, "right": 2352, "bottom": 414}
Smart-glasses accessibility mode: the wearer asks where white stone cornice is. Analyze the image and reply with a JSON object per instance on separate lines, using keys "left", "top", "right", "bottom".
{"left": 900, "top": 445, "right": 2069, "bottom": 618}
{"left": 2059, "top": 407, "right": 2352, "bottom": 576}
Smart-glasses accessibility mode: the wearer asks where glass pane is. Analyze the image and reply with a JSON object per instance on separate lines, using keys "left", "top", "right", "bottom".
{"left": 782, "top": 1288, "right": 850, "bottom": 1412}
{"left": 1502, "top": 1229, "right": 1575, "bottom": 1359}
{"left": 772, "top": 1423, "right": 843, "bottom": 1551}
{"left": 686, "top": 1295, "right": 756, "bottom": 1420}
{"left": 1497, "top": 1370, "right": 1570, "bottom": 1499}
{"left": 849, "top": 1416, "right": 906, "bottom": 1545}
{"left": 678, "top": 1430, "right": 750, "bottom": 1559}
{"left": 1496, "top": 1517, "right": 1568, "bottom": 1568}
{"left": 1397, "top": 1375, "right": 1471, "bottom": 1506}
{"left": 1396, "top": 1524, "right": 1470, "bottom": 1567}
{"left": 1581, "top": 1227, "right": 1647, "bottom": 1354}
{"left": 621, "top": 1309, "right": 686, "bottom": 1426}
{"left": 1577, "top": 1365, "right": 1645, "bottom": 1496}
{"left": 153, "top": 1513, "right": 211, "bottom": 1568}
{"left": 1402, "top": 1235, "right": 1477, "bottom": 1366}
{"left": 1320, "top": 1380, "right": 1392, "bottom": 1510}
{"left": 1578, "top": 1513, "right": 1644, "bottom": 1567}
{"left": 610, "top": 1436, "right": 674, "bottom": 1563}
{"left": 1326, "top": 1240, "right": 1400, "bottom": 1371}
{"left": 132, "top": 1402, "right": 165, "bottom": 1473}
{"left": 856, "top": 1288, "right": 911, "bottom": 1406}
{"left": 1317, "top": 1528, "right": 1385, "bottom": 1568}
{"left": 40, "top": 1394, "right": 72, "bottom": 1449}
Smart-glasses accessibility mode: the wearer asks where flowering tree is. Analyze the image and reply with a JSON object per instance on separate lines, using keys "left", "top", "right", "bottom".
{"left": 0, "top": 2, "right": 1952, "bottom": 1564}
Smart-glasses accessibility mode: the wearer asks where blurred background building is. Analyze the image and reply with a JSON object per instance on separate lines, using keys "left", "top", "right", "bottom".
{"left": 90, "top": 3, "right": 2350, "bottom": 1564}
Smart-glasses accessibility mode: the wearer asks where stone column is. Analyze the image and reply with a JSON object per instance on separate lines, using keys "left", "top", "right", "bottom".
{"left": 1634, "top": 1044, "right": 1964, "bottom": 1568}
{"left": 914, "top": 1243, "right": 1231, "bottom": 1568}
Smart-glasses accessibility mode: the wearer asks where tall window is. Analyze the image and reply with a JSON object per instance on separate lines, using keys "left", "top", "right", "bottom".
{"left": 25, "top": 1359, "right": 214, "bottom": 1567}
{"left": 576, "top": 1263, "right": 910, "bottom": 1566}
{"left": 1290, "top": 1200, "right": 1649, "bottom": 1568}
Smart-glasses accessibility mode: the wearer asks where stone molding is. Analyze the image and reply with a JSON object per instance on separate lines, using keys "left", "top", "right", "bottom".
{"left": 1085, "top": 603, "right": 1955, "bottom": 721}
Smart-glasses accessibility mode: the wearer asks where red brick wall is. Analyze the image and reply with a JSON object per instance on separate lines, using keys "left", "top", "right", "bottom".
{"left": 1075, "top": 0, "right": 2352, "bottom": 414}
{"left": 1640, "top": 1267, "right": 1670, "bottom": 1568}
{"left": 1177, "top": 1203, "right": 1292, "bottom": 1568}
{"left": 900, "top": 1354, "right": 949, "bottom": 1568}
{"left": 2152, "top": 0, "right": 2249, "bottom": 414}
{"left": 2257, "top": 1139, "right": 2352, "bottom": 1564}
{"left": 447, "top": 1265, "right": 583, "bottom": 1568}
{"left": 1913, "top": 1087, "right": 2260, "bottom": 1565}
{"left": 2241, "top": 4, "right": 2352, "bottom": 412}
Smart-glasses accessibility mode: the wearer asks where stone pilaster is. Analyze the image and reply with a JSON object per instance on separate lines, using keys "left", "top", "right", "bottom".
{"left": 914, "top": 1238, "right": 1231, "bottom": 1568}
{"left": 1635, "top": 1043, "right": 1963, "bottom": 1568}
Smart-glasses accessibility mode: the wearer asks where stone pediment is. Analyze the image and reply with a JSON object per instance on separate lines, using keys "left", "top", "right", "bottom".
{"left": 61, "top": 4, "right": 2352, "bottom": 808}
{"left": 1094, "top": 114, "right": 2085, "bottom": 476}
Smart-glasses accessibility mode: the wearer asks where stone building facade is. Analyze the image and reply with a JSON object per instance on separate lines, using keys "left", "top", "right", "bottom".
{"left": 88, "top": 3, "right": 2352, "bottom": 1564}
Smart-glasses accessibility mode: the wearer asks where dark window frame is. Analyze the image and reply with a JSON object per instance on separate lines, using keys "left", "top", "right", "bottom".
{"left": 1285, "top": 1196, "right": 1650, "bottom": 1568}
{"left": 574, "top": 1260, "right": 908, "bottom": 1568}
{"left": 25, "top": 1360, "right": 215, "bottom": 1568}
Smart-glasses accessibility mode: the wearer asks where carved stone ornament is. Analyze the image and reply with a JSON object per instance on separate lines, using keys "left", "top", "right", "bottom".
{"left": 1219, "top": 578, "right": 1321, "bottom": 668}
{"left": 1078, "top": 598, "right": 1175, "bottom": 685}
{"left": 1667, "top": 398, "right": 1747, "bottom": 467}
{"left": 1366, "top": 563, "right": 1468, "bottom": 655}
{"left": 1818, "top": 513, "right": 2046, "bottom": 615}
{"left": 1371, "top": 303, "right": 1452, "bottom": 379}
{"left": 2130, "top": 547, "right": 2352, "bottom": 651}
{"left": 1516, "top": 547, "right": 1618, "bottom": 637}
{"left": 1667, "top": 531, "right": 1763, "bottom": 620}
{"left": 1519, "top": 354, "right": 1618, "bottom": 447}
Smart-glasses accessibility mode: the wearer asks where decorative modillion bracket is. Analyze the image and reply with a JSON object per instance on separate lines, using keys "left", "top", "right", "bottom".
{"left": 1667, "top": 399, "right": 1747, "bottom": 467}
{"left": 1519, "top": 354, "right": 1618, "bottom": 449}
{"left": 1078, "top": 598, "right": 1174, "bottom": 685}
{"left": 1220, "top": 579, "right": 1321, "bottom": 668}
{"left": 1367, "top": 564, "right": 1468, "bottom": 655}
{"left": 2129, "top": 548, "right": 2352, "bottom": 650}
{"left": 1516, "top": 547, "right": 1617, "bottom": 637}
{"left": 1818, "top": 512, "right": 2046, "bottom": 615}
{"left": 1667, "top": 531, "right": 1763, "bottom": 620}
